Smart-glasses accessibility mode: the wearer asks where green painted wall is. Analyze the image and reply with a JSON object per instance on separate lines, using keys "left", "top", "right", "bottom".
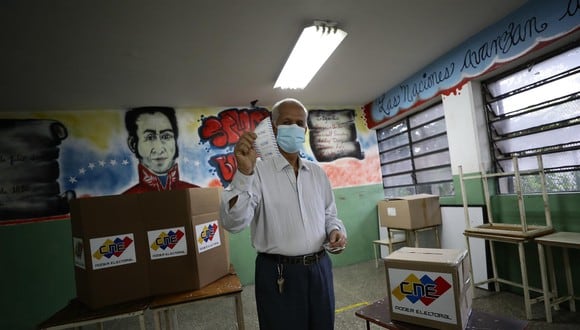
{"left": 0, "top": 220, "right": 76, "bottom": 330}
{"left": 489, "top": 193, "right": 580, "bottom": 298}
{"left": 332, "top": 184, "right": 385, "bottom": 266}
{"left": 0, "top": 183, "right": 385, "bottom": 329}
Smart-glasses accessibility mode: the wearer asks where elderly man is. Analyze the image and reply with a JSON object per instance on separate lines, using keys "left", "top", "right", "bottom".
{"left": 220, "top": 98, "right": 347, "bottom": 329}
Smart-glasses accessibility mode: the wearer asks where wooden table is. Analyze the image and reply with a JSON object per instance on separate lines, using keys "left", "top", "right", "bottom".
{"left": 355, "top": 297, "right": 528, "bottom": 329}
{"left": 38, "top": 297, "right": 150, "bottom": 330}
{"left": 38, "top": 268, "right": 244, "bottom": 330}
{"left": 535, "top": 231, "right": 579, "bottom": 323}
{"left": 149, "top": 270, "right": 244, "bottom": 330}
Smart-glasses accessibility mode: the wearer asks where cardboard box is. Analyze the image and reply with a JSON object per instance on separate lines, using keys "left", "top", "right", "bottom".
{"left": 385, "top": 247, "right": 473, "bottom": 330}
{"left": 70, "top": 187, "right": 230, "bottom": 309}
{"left": 141, "top": 187, "right": 230, "bottom": 296}
{"left": 70, "top": 194, "right": 150, "bottom": 309}
{"left": 378, "top": 194, "right": 441, "bottom": 229}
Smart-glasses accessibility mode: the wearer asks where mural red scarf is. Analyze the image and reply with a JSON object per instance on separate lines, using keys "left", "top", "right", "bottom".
{"left": 124, "top": 163, "right": 198, "bottom": 194}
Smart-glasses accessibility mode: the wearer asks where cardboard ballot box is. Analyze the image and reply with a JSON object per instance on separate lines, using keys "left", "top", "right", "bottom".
{"left": 70, "top": 187, "right": 229, "bottom": 309}
{"left": 385, "top": 247, "right": 473, "bottom": 330}
{"left": 70, "top": 194, "right": 150, "bottom": 309}
{"left": 378, "top": 194, "right": 441, "bottom": 229}
{"left": 141, "top": 188, "right": 229, "bottom": 296}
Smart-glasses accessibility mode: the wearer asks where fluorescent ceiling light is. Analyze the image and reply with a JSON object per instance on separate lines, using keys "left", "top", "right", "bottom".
{"left": 274, "top": 21, "right": 347, "bottom": 90}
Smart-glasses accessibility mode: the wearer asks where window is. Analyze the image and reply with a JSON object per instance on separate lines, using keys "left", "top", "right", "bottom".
{"left": 376, "top": 102, "right": 454, "bottom": 197}
{"left": 482, "top": 42, "right": 580, "bottom": 194}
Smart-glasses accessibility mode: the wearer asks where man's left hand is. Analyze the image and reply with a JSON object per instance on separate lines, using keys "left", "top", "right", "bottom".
{"left": 327, "top": 229, "right": 347, "bottom": 254}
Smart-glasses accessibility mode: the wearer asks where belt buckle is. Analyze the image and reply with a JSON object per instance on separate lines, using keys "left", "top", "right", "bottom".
{"left": 302, "top": 254, "right": 316, "bottom": 266}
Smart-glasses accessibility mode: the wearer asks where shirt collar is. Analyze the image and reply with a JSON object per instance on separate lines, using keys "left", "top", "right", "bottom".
{"left": 272, "top": 155, "right": 309, "bottom": 172}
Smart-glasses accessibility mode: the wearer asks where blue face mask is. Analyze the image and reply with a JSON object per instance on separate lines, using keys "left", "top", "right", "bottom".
{"left": 276, "top": 124, "right": 305, "bottom": 154}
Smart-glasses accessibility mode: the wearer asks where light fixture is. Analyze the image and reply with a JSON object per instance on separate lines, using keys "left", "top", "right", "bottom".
{"left": 274, "top": 20, "right": 347, "bottom": 90}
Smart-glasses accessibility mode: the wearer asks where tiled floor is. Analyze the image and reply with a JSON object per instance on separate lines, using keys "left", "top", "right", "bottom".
{"left": 94, "top": 260, "right": 578, "bottom": 329}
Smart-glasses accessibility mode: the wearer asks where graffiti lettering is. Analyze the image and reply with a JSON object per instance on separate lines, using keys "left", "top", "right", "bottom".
{"left": 401, "top": 64, "right": 455, "bottom": 103}
{"left": 461, "top": 17, "right": 547, "bottom": 71}
{"left": 209, "top": 153, "right": 238, "bottom": 185}
{"left": 198, "top": 108, "right": 270, "bottom": 148}
{"left": 559, "top": 0, "right": 579, "bottom": 21}
{"left": 199, "top": 107, "right": 270, "bottom": 184}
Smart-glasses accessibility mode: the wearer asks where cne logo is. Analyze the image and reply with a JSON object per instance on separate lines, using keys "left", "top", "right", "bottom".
{"left": 392, "top": 273, "right": 451, "bottom": 306}
{"left": 198, "top": 223, "right": 218, "bottom": 244}
{"left": 150, "top": 229, "right": 185, "bottom": 251}
{"left": 92, "top": 236, "right": 134, "bottom": 260}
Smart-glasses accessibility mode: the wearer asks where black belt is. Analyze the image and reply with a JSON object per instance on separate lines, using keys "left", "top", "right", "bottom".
{"left": 260, "top": 250, "right": 326, "bottom": 266}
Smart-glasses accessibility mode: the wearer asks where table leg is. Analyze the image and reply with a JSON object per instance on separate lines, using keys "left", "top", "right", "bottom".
{"left": 403, "top": 229, "right": 411, "bottom": 247}
{"left": 435, "top": 226, "right": 441, "bottom": 248}
{"left": 465, "top": 236, "right": 475, "bottom": 289}
{"left": 373, "top": 242, "right": 378, "bottom": 268}
{"left": 388, "top": 228, "right": 394, "bottom": 255}
{"left": 547, "top": 246, "right": 560, "bottom": 311}
{"left": 562, "top": 248, "right": 576, "bottom": 312}
{"left": 518, "top": 242, "right": 532, "bottom": 320}
{"left": 235, "top": 292, "right": 245, "bottom": 330}
{"left": 489, "top": 240, "right": 500, "bottom": 292}
{"left": 366, "top": 320, "right": 370, "bottom": 330}
{"left": 537, "top": 243, "right": 552, "bottom": 323}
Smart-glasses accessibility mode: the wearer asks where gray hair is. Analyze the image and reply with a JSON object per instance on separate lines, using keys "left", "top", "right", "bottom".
{"left": 271, "top": 98, "right": 308, "bottom": 124}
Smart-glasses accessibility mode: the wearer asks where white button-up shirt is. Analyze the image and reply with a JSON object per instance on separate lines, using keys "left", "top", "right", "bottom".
{"left": 220, "top": 155, "right": 346, "bottom": 256}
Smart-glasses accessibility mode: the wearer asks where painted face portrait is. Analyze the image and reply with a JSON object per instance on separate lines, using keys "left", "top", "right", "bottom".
{"left": 134, "top": 112, "right": 177, "bottom": 175}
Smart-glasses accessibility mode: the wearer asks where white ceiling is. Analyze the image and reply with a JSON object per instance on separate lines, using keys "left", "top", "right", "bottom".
{"left": 1, "top": 0, "right": 528, "bottom": 111}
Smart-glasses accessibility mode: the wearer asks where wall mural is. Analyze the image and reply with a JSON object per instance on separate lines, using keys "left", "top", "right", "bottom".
{"left": 308, "top": 110, "right": 364, "bottom": 162}
{"left": 123, "top": 107, "right": 201, "bottom": 193}
{"left": 198, "top": 106, "right": 271, "bottom": 186}
{"left": 0, "top": 119, "right": 73, "bottom": 220}
{"left": 363, "top": 0, "right": 580, "bottom": 129}
{"left": 0, "top": 106, "right": 381, "bottom": 224}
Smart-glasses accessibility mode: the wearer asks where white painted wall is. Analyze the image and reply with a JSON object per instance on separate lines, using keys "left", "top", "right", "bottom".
{"left": 442, "top": 81, "right": 491, "bottom": 174}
